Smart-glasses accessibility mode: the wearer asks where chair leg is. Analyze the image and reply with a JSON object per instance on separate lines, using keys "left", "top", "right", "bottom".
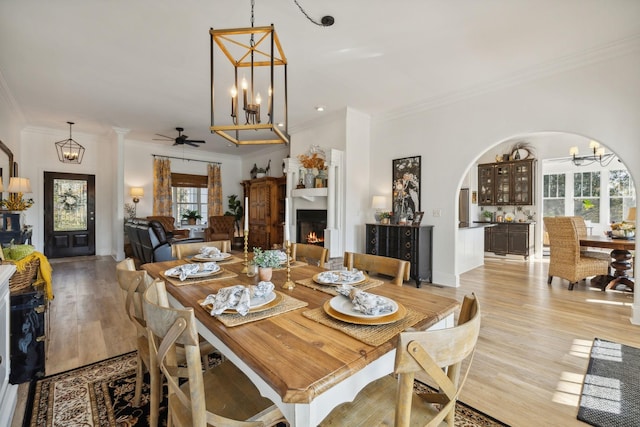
{"left": 547, "top": 275, "right": 553, "bottom": 285}
{"left": 568, "top": 282, "right": 575, "bottom": 291}
{"left": 133, "top": 354, "right": 144, "bottom": 406}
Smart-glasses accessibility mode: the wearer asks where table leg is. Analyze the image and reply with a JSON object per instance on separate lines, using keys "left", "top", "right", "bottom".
{"left": 605, "top": 249, "right": 634, "bottom": 292}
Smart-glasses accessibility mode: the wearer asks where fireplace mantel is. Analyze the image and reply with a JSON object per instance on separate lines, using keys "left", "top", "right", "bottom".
{"left": 291, "top": 187, "right": 328, "bottom": 201}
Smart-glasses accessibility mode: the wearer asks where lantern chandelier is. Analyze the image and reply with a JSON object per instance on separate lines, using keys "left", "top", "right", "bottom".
{"left": 55, "top": 121, "right": 85, "bottom": 164}
{"left": 569, "top": 140, "right": 616, "bottom": 167}
{"left": 210, "top": 0, "right": 289, "bottom": 146}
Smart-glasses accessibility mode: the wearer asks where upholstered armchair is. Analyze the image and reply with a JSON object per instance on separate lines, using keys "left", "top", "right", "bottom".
{"left": 146, "top": 216, "right": 190, "bottom": 239}
{"left": 205, "top": 215, "right": 236, "bottom": 242}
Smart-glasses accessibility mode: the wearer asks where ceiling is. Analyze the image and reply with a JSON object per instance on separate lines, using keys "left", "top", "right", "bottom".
{"left": 1, "top": 0, "right": 639, "bottom": 156}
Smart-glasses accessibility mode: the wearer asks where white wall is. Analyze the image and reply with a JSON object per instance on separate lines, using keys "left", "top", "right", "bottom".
{"left": 371, "top": 51, "right": 640, "bottom": 288}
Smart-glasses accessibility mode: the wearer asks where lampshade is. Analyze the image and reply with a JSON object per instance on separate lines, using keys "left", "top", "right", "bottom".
{"left": 7, "top": 177, "right": 32, "bottom": 193}
{"left": 371, "top": 195, "right": 386, "bottom": 210}
{"left": 0, "top": 178, "right": 4, "bottom": 192}
{"left": 130, "top": 187, "right": 144, "bottom": 203}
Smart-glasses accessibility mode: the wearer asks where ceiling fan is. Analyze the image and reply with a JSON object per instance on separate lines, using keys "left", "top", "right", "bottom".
{"left": 153, "top": 127, "right": 205, "bottom": 147}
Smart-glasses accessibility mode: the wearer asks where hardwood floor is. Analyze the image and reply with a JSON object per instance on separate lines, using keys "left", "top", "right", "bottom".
{"left": 11, "top": 255, "right": 639, "bottom": 426}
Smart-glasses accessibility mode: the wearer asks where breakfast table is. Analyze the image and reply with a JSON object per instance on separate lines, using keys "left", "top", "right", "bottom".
{"left": 580, "top": 235, "right": 636, "bottom": 291}
{"left": 142, "top": 253, "right": 458, "bottom": 427}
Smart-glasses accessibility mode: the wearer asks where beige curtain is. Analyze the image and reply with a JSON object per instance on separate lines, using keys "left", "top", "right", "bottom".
{"left": 153, "top": 157, "right": 172, "bottom": 215}
{"left": 208, "top": 163, "right": 223, "bottom": 217}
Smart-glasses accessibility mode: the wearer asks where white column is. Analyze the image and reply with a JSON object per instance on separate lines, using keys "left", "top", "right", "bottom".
{"left": 113, "top": 127, "right": 129, "bottom": 261}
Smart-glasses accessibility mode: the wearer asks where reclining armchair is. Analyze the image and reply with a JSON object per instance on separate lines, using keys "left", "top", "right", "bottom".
{"left": 146, "top": 216, "right": 190, "bottom": 239}
{"left": 125, "top": 219, "right": 203, "bottom": 265}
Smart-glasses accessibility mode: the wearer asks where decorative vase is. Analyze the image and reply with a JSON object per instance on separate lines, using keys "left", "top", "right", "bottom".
{"left": 304, "top": 172, "right": 315, "bottom": 189}
{"left": 381, "top": 218, "right": 390, "bottom": 225}
{"left": 317, "top": 169, "right": 327, "bottom": 187}
{"left": 258, "top": 267, "right": 273, "bottom": 282}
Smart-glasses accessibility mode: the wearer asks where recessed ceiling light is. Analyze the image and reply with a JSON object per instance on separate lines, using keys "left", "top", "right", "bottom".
{"left": 277, "top": 122, "right": 284, "bottom": 127}
{"left": 315, "top": 106, "right": 325, "bottom": 112}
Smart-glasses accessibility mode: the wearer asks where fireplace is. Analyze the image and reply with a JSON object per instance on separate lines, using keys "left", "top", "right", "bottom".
{"left": 296, "top": 210, "right": 327, "bottom": 246}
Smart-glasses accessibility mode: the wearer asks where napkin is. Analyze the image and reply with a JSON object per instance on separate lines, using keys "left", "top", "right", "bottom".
{"left": 165, "top": 262, "right": 218, "bottom": 281}
{"left": 201, "top": 281, "right": 275, "bottom": 316}
{"left": 318, "top": 269, "right": 364, "bottom": 284}
{"left": 336, "top": 285, "right": 394, "bottom": 316}
{"left": 200, "top": 246, "right": 222, "bottom": 257}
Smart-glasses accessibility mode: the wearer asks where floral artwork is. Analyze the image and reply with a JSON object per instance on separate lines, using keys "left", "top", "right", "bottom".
{"left": 392, "top": 156, "right": 421, "bottom": 222}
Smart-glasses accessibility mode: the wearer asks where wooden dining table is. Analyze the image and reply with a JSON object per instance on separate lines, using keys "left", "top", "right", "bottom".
{"left": 142, "top": 254, "right": 459, "bottom": 427}
{"left": 579, "top": 235, "right": 636, "bottom": 291}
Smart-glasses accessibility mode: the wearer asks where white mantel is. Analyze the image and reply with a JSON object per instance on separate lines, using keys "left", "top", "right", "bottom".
{"left": 284, "top": 149, "right": 344, "bottom": 258}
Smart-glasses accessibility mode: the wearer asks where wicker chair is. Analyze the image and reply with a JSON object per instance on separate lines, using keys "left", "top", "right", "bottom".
{"left": 205, "top": 215, "right": 235, "bottom": 242}
{"left": 291, "top": 243, "right": 328, "bottom": 268}
{"left": 146, "top": 216, "right": 190, "bottom": 239}
{"left": 543, "top": 216, "right": 610, "bottom": 290}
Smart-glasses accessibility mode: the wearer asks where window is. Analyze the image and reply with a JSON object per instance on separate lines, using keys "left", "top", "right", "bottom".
{"left": 171, "top": 173, "right": 208, "bottom": 223}
{"left": 609, "top": 169, "right": 636, "bottom": 223}
{"left": 574, "top": 171, "right": 600, "bottom": 223}
{"left": 542, "top": 174, "right": 565, "bottom": 217}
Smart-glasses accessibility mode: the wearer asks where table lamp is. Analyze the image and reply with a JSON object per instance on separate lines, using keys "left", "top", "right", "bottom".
{"left": 371, "top": 195, "right": 387, "bottom": 222}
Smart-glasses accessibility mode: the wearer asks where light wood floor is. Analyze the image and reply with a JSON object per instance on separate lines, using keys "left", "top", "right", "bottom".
{"left": 11, "top": 255, "right": 640, "bottom": 426}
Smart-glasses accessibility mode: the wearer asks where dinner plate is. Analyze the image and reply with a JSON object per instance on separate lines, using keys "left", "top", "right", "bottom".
{"left": 313, "top": 270, "right": 367, "bottom": 286}
{"left": 323, "top": 299, "right": 407, "bottom": 325}
{"left": 198, "top": 291, "right": 283, "bottom": 314}
{"left": 329, "top": 294, "right": 398, "bottom": 319}
{"left": 165, "top": 264, "right": 222, "bottom": 279}
{"left": 192, "top": 252, "right": 232, "bottom": 262}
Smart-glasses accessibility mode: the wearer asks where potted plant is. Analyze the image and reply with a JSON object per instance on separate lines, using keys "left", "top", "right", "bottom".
{"left": 482, "top": 210, "right": 494, "bottom": 222}
{"left": 224, "top": 194, "right": 244, "bottom": 236}
{"left": 252, "top": 247, "right": 282, "bottom": 281}
{"left": 379, "top": 211, "right": 392, "bottom": 225}
{"left": 181, "top": 209, "right": 202, "bottom": 225}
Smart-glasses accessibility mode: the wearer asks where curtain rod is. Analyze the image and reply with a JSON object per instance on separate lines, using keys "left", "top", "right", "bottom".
{"left": 152, "top": 154, "right": 221, "bottom": 165}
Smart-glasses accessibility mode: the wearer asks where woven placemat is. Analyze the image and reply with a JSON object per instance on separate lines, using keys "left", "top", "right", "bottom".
{"left": 204, "top": 293, "right": 308, "bottom": 327}
{"left": 160, "top": 269, "right": 239, "bottom": 287}
{"left": 295, "top": 277, "right": 384, "bottom": 295}
{"left": 302, "top": 306, "right": 426, "bottom": 346}
{"left": 214, "top": 255, "right": 244, "bottom": 265}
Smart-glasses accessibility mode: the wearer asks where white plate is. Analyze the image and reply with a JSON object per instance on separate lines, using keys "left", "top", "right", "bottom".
{"left": 165, "top": 263, "right": 221, "bottom": 278}
{"left": 329, "top": 295, "right": 398, "bottom": 319}
{"left": 250, "top": 292, "right": 276, "bottom": 309}
{"left": 314, "top": 270, "right": 366, "bottom": 286}
{"left": 193, "top": 252, "right": 231, "bottom": 262}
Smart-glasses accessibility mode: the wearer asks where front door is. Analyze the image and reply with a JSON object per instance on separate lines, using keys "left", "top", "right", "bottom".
{"left": 43, "top": 172, "right": 95, "bottom": 258}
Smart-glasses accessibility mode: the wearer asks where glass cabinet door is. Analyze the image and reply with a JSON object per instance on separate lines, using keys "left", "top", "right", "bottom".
{"left": 478, "top": 164, "right": 495, "bottom": 206}
{"left": 495, "top": 164, "right": 511, "bottom": 204}
{"left": 512, "top": 160, "right": 533, "bottom": 204}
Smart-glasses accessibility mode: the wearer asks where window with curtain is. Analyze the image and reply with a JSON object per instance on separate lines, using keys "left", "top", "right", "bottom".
{"left": 573, "top": 171, "right": 600, "bottom": 223}
{"left": 542, "top": 173, "right": 566, "bottom": 217}
{"left": 171, "top": 173, "right": 208, "bottom": 223}
{"left": 609, "top": 169, "right": 636, "bottom": 222}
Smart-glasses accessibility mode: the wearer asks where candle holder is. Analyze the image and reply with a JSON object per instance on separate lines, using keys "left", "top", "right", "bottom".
{"left": 241, "top": 229, "right": 249, "bottom": 274}
{"left": 282, "top": 240, "right": 295, "bottom": 290}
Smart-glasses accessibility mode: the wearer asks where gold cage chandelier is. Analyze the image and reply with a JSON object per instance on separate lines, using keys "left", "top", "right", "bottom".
{"left": 210, "top": 0, "right": 289, "bottom": 146}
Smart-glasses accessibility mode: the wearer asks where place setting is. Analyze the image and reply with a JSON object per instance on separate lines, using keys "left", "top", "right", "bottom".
{"left": 198, "top": 281, "right": 308, "bottom": 327}
{"left": 302, "top": 285, "right": 426, "bottom": 347}
{"left": 296, "top": 268, "right": 384, "bottom": 295}
{"left": 188, "top": 246, "right": 243, "bottom": 264}
{"left": 160, "top": 261, "right": 238, "bottom": 286}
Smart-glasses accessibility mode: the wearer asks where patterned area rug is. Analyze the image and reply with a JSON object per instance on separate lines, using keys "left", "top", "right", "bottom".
{"left": 578, "top": 338, "right": 640, "bottom": 427}
{"left": 24, "top": 351, "right": 508, "bottom": 426}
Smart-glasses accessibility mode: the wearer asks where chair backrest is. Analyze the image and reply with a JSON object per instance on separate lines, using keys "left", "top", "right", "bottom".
{"left": 206, "top": 215, "right": 236, "bottom": 242}
{"left": 143, "top": 280, "right": 272, "bottom": 427}
{"left": 149, "top": 220, "right": 170, "bottom": 244}
{"left": 393, "top": 294, "right": 481, "bottom": 427}
{"left": 174, "top": 240, "right": 231, "bottom": 259}
{"left": 115, "top": 258, "right": 150, "bottom": 337}
{"left": 291, "top": 243, "right": 328, "bottom": 268}
{"left": 543, "top": 216, "right": 581, "bottom": 264}
{"left": 147, "top": 216, "right": 178, "bottom": 232}
{"left": 344, "top": 251, "right": 410, "bottom": 286}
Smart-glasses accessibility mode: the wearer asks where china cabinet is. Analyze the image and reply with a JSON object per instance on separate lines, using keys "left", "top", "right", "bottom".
{"left": 478, "top": 159, "right": 535, "bottom": 206}
{"left": 242, "top": 177, "right": 286, "bottom": 249}
{"left": 365, "top": 223, "right": 433, "bottom": 287}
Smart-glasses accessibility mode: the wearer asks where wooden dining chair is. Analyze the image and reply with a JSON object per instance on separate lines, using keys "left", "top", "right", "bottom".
{"left": 291, "top": 243, "right": 328, "bottom": 268}
{"left": 543, "top": 216, "right": 610, "bottom": 290}
{"left": 142, "top": 280, "right": 286, "bottom": 427}
{"left": 344, "top": 251, "right": 410, "bottom": 286}
{"left": 115, "top": 258, "right": 160, "bottom": 425}
{"left": 174, "top": 240, "right": 231, "bottom": 259}
{"left": 319, "top": 294, "right": 481, "bottom": 427}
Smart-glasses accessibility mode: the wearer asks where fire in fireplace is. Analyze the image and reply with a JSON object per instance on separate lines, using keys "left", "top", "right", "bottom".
{"left": 296, "top": 209, "right": 327, "bottom": 246}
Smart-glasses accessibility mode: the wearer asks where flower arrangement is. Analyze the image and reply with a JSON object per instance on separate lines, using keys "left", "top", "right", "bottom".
{"left": 379, "top": 211, "right": 392, "bottom": 219}
{"left": 3, "top": 193, "right": 34, "bottom": 211}
{"left": 252, "top": 247, "right": 283, "bottom": 268}
{"left": 297, "top": 152, "right": 325, "bottom": 170}
{"left": 611, "top": 221, "right": 635, "bottom": 238}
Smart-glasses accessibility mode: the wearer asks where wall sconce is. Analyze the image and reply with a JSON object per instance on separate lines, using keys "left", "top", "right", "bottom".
{"left": 130, "top": 187, "right": 144, "bottom": 216}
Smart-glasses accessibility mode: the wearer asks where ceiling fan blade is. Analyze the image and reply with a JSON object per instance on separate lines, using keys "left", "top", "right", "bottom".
{"left": 153, "top": 133, "right": 173, "bottom": 140}
{"left": 185, "top": 141, "right": 201, "bottom": 147}
{"left": 185, "top": 140, "right": 206, "bottom": 144}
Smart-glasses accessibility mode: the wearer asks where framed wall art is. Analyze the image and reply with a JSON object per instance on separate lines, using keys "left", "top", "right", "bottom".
{"left": 392, "top": 155, "right": 421, "bottom": 222}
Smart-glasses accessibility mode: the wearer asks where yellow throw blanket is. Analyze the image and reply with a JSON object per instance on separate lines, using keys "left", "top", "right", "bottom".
{"left": 13, "top": 252, "right": 54, "bottom": 300}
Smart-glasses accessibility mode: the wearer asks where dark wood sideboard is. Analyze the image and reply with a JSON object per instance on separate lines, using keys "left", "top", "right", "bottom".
{"left": 365, "top": 223, "right": 433, "bottom": 287}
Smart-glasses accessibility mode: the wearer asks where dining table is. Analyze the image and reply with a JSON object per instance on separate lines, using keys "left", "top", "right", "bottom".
{"left": 142, "top": 252, "right": 459, "bottom": 427}
{"left": 579, "top": 235, "right": 636, "bottom": 291}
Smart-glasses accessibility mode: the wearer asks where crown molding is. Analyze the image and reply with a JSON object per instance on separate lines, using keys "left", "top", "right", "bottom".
{"left": 379, "top": 34, "right": 640, "bottom": 123}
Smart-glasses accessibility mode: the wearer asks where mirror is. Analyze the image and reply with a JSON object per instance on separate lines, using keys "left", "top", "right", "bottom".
{"left": 0, "top": 140, "right": 14, "bottom": 191}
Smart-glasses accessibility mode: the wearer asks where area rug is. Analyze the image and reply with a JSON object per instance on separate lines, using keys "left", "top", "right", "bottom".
{"left": 24, "top": 351, "right": 508, "bottom": 426}
{"left": 577, "top": 338, "right": 640, "bottom": 427}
